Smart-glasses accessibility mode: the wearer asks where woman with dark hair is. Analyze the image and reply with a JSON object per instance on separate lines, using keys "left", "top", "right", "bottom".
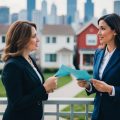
{"left": 1, "top": 21, "right": 57, "bottom": 120}
{"left": 77, "top": 13, "right": 120, "bottom": 120}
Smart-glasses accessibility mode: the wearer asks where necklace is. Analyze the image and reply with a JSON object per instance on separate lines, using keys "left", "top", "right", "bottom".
{"left": 28, "top": 57, "right": 32, "bottom": 63}
{"left": 27, "top": 57, "right": 35, "bottom": 68}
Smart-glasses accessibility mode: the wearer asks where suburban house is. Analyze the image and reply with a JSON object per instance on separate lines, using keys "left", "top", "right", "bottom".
{"left": 76, "top": 19, "right": 100, "bottom": 71}
{"left": 0, "top": 24, "right": 9, "bottom": 70}
{"left": 40, "top": 24, "right": 75, "bottom": 69}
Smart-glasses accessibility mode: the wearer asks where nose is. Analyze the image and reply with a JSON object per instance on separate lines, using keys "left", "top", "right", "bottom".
{"left": 36, "top": 36, "right": 40, "bottom": 42}
{"left": 97, "top": 30, "right": 101, "bottom": 36}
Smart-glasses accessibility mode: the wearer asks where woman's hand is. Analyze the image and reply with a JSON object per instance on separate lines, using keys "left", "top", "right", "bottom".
{"left": 91, "top": 79, "right": 112, "bottom": 94}
{"left": 43, "top": 76, "right": 57, "bottom": 93}
{"left": 77, "top": 80, "right": 90, "bottom": 90}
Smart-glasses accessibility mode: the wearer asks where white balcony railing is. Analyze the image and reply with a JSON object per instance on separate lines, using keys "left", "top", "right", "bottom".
{"left": 0, "top": 97, "right": 94, "bottom": 120}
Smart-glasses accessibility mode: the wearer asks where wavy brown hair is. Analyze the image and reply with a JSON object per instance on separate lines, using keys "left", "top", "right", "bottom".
{"left": 2, "top": 21, "right": 36, "bottom": 61}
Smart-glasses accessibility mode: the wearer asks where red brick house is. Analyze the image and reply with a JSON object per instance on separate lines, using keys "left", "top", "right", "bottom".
{"left": 75, "top": 19, "right": 100, "bottom": 70}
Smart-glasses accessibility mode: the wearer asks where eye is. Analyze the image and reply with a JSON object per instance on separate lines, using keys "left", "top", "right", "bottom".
{"left": 101, "top": 27, "right": 105, "bottom": 30}
{"left": 32, "top": 34, "right": 36, "bottom": 38}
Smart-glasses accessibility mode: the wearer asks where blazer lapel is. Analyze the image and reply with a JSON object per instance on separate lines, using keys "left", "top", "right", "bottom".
{"left": 30, "top": 56, "right": 45, "bottom": 83}
{"left": 102, "top": 48, "right": 120, "bottom": 79}
{"left": 16, "top": 56, "right": 41, "bottom": 82}
{"left": 95, "top": 49, "right": 105, "bottom": 79}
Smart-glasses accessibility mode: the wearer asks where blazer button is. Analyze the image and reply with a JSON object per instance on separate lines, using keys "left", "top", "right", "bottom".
{"left": 37, "top": 101, "right": 41, "bottom": 106}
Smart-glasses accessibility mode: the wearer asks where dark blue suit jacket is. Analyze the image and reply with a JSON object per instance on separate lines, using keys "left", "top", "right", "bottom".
{"left": 1, "top": 56, "right": 48, "bottom": 120}
{"left": 87, "top": 48, "right": 120, "bottom": 120}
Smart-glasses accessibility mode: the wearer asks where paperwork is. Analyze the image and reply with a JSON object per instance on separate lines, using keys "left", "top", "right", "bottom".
{"left": 55, "top": 65, "right": 92, "bottom": 81}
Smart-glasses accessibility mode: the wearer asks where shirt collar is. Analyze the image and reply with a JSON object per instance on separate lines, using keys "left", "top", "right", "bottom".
{"left": 105, "top": 47, "right": 116, "bottom": 56}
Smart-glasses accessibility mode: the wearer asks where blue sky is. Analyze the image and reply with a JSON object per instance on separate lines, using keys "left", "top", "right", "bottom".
{"left": 0, "top": 0, "right": 114, "bottom": 18}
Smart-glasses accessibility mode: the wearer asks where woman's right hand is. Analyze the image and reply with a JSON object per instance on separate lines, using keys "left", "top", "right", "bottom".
{"left": 43, "top": 76, "right": 57, "bottom": 93}
{"left": 77, "top": 80, "right": 90, "bottom": 89}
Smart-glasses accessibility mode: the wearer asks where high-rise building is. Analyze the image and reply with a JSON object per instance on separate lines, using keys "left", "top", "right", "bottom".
{"left": 48, "top": 3, "right": 57, "bottom": 25}
{"left": 0, "top": 6, "right": 9, "bottom": 24}
{"left": 67, "top": 0, "right": 77, "bottom": 24}
{"left": 114, "top": 0, "right": 120, "bottom": 16}
{"left": 51, "top": 3, "right": 57, "bottom": 16}
{"left": 10, "top": 13, "right": 18, "bottom": 24}
{"left": 32, "top": 10, "right": 42, "bottom": 31}
{"left": 27, "top": 0, "right": 36, "bottom": 21}
{"left": 84, "top": 0, "right": 94, "bottom": 22}
{"left": 102, "top": 9, "right": 107, "bottom": 16}
{"left": 18, "top": 10, "right": 27, "bottom": 21}
{"left": 41, "top": 0, "right": 48, "bottom": 24}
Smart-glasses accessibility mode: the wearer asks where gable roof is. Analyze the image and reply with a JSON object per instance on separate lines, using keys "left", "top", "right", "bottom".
{"left": 42, "top": 24, "right": 74, "bottom": 36}
{"left": 76, "top": 17, "right": 98, "bottom": 35}
{"left": 56, "top": 47, "right": 73, "bottom": 52}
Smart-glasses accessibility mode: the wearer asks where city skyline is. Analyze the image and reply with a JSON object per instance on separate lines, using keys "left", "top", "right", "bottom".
{"left": 0, "top": 0, "right": 114, "bottom": 18}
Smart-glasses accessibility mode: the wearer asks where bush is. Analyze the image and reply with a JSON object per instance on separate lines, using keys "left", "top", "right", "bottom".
{"left": 43, "top": 68, "right": 58, "bottom": 73}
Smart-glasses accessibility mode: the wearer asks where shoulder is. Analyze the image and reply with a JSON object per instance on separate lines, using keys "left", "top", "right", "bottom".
{"left": 94, "top": 48, "right": 105, "bottom": 61}
{"left": 94, "top": 48, "right": 104, "bottom": 57}
{"left": 95, "top": 48, "right": 103, "bottom": 54}
{"left": 3, "top": 57, "right": 23, "bottom": 71}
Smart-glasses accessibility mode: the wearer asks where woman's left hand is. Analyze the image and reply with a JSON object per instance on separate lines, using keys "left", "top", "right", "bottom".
{"left": 91, "top": 79, "right": 112, "bottom": 94}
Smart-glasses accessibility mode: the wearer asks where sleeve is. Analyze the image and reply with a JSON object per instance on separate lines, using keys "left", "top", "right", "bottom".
{"left": 86, "top": 49, "right": 101, "bottom": 95}
{"left": 2, "top": 62, "right": 48, "bottom": 111}
{"left": 114, "top": 86, "right": 120, "bottom": 99}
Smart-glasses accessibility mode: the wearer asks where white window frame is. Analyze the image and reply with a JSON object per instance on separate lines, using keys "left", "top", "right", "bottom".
{"left": 86, "top": 34, "right": 97, "bottom": 46}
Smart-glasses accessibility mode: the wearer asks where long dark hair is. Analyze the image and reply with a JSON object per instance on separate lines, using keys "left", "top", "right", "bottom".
{"left": 2, "top": 21, "right": 36, "bottom": 61}
{"left": 98, "top": 13, "right": 120, "bottom": 48}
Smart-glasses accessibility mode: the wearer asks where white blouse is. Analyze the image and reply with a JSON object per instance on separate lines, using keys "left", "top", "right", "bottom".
{"left": 99, "top": 48, "right": 116, "bottom": 79}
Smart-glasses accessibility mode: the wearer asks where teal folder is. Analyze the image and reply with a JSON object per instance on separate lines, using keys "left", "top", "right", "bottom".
{"left": 55, "top": 65, "right": 92, "bottom": 81}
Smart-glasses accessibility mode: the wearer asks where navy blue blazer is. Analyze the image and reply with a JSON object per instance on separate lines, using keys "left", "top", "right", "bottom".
{"left": 1, "top": 56, "right": 48, "bottom": 120}
{"left": 87, "top": 48, "right": 120, "bottom": 120}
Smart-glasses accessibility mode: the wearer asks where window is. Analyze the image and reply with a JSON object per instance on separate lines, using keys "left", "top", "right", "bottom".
{"left": 86, "top": 34, "right": 97, "bottom": 46}
{"left": 46, "top": 37, "right": 50, "bottom": 43}
{"left": 67, "top": 37, "right": 70, "bottom": 43}
{"left": 2, "top": 36, "right": 5, "bottom": 43}
{"left": 83, "top": 54, "right": 94, "bottom": 66}
{"left": 45, "top": 54, "right": 57, "bottom": 62}
{"left": 52, "top": 37, "right": 56, "bottom": 43}
{"left": 46, "top": 37, "right": 56, "bottom": 43}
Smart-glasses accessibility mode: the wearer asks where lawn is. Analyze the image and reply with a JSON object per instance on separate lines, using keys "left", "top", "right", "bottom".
{"left": 44, "top": 73, "right": 72, "bottom": 88}
{"left": 0, "top": 73, "right": 72, "bottom": 97}
{"left": 61, "top": 90, "right": 95, "bottom": 120}
{"left": 0, "top": 79, "right": 6, "bottom": 97}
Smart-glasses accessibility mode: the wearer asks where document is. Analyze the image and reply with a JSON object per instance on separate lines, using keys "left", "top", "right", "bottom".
{"left": 55, "top": 65, "right": 92, "bottom": 81}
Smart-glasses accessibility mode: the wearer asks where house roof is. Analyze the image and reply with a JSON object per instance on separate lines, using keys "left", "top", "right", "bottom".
{"left": 42, "top": 24, "right": 74, "bottom": 36}
{"left": 0, "top": 24, "right": 9, "bottom": 35}
{"left": 56, "top": 47, "right": 73, "bottom": 52}
{"left": 76, "top": 17, "right": 98, "bottom": 35}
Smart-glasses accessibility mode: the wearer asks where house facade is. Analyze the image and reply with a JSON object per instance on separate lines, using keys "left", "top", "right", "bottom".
{"left": 41, "top": 25, "right": 75, "bottom": 69}
{"left": 76, "top": 19, "right": 100, "bottom": 70}
{"left": 0, "top": 24, "right": 9, "bottom": 70}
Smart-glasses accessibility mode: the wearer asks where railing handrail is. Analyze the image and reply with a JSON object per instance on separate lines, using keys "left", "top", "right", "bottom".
{"left": 0, "top": 97, "right": 94, "bottom": 120}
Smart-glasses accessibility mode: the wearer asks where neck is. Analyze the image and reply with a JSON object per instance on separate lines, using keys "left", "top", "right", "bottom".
{"left": 22, "top": 50, "right": 30, "bottom": 60}
{"left": 107, "top": 44, "right": 116, "bottom": 53}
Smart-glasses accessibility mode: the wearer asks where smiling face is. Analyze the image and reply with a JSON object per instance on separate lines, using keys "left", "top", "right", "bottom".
{"left": 25, "top": 27, "right": 39, "bottom": 52}
{"left": 97, "top": 20, "right": 116, "bottom": 45}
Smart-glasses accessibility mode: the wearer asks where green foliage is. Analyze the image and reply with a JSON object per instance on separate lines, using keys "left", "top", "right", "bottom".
{"left": 0, "top": 80, "right": 6, "bottom": 97}
{"left": 43, "top": 68, "right": 58, "bottom": 73}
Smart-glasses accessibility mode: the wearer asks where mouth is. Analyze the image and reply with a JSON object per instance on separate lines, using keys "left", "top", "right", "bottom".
{"left": 99, "top": 37, "right": 104, "bottom": 40}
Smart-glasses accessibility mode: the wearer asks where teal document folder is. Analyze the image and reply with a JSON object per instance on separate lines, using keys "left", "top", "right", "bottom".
{"left": 55, "top": 65, "right": 92, "bottom": 81}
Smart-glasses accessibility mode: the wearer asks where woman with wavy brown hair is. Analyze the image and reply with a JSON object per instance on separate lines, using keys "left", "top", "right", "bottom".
{"left": 1, "top": 21, "right": 57, "bottom": 120}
